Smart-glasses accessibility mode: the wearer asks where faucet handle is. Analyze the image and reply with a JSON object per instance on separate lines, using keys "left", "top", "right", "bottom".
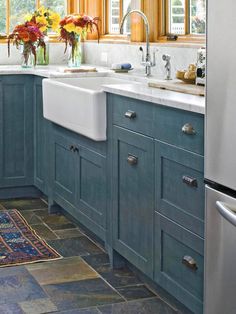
{"left": 139, "top": 47, "right": 145, "bottom": 62}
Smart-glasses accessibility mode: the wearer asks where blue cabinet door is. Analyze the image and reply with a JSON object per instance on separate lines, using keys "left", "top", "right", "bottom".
{"left": 34, "top": 77, "right": 50, "bottom": 195}
{"left": 154, "top": 213, "right": 204, "bottom": 314}
{"left": 51, "top": 126, "right": 107, "bottom": 240}
{"left": 76, "top": 146, "right": 107, "bottom": 240}
{"left": 0, "top": 75, "right": 34, "bottom": 187}
{"left": 51, "top": 130, "right": 77, "bottom": 210}
{"left": 112, "top": 126, "right": 154, "bottom": 277}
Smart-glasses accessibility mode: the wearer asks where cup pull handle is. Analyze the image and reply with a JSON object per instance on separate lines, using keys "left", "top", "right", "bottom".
{"left": 182, "top": 255, "right": 198, "bottom": 271}
{"left": 182, "top": 175, "right": 198, "bottom": 187}
{"left": 127, "top": 155, "right": 138, "bottom": 165}
{"left": 125, "top": 110, "right": 137, "bottom": 119}
{"left": 182, "top": 123, "right": 196, "bottom": 135}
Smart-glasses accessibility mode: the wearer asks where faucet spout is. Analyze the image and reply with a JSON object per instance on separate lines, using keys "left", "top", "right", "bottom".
{"left": 120, "top": 10, "right": 154, "bottom": 77}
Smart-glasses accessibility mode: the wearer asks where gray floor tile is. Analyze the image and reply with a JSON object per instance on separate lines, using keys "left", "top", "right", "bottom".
{"left": 98, "top": 297, "right": 177, "bottom": 314}
{"left": 0, "top": 266, "right": 47, "bottom": 305}
{"left": 43, "top": 278, "right": 124, "bottom": 311}
{"left": 48, "top": 237, "right": 103, "bottom": 257}
{"left": 116, "top": 285, "right": 156, "bottom": 301}
{"left": 0, "top": 198, "right": 48, "bottom": 211}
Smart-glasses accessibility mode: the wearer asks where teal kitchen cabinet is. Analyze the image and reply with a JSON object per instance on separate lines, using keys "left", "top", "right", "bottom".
{"left": 155, "top": 140, "right": 205, "bottom": 237}
{"left": 0, "top": 75, "right": 34, "bottom": 188}
{"left": 50, "top": 126, "right": 107, "bottom": 240}
{"left": 34, "top": 77, "right": 50, "bottom": 195}
{"left": 112, "top": 126, "right": 154, "bottom": 277}
{"left": 154, "top": 213, "right": 204, "bottom": 314}
{"left": 50, "top": 129, "right": 77, "bottom": 211}
{"left": 76, "top": 145, "right": 107, "bottom": 239}
{"left": 108, "top": 93, "right": 204, "bottom": 313}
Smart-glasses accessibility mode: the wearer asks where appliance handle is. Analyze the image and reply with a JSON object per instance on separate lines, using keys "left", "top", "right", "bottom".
{"left": 216, "top": 201, "right": 236, "bottom": 227}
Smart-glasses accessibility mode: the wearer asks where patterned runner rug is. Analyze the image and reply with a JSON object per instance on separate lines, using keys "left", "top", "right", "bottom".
{"left": 0, "top": 209, "right": 61, "bottom": 267}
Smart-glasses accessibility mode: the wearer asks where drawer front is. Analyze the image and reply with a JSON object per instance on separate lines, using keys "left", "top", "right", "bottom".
{"left": 155, "top": 106, "right": 204, "bottom": 155}
{"left": 155, "top": 213, "right": 204, "bottom": 314}
{"left": 111, "top": 94, "right": 155, "bottom": 137}
{"left": 156, "top": 141, "right": 205, "bottom": 237}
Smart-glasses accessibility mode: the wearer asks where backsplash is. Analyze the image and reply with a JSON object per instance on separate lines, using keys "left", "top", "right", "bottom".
{"left": 0, "top": 43, "right": 67, "bottom": 65}
{"left": 83, "top": 42, "right": 202, "bottom": 79}
{"left": 0, "top": 41, "right": 202, "bottom": 80}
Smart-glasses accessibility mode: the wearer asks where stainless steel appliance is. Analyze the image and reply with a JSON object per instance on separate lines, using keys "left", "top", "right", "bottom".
{"left": 196, "top": 47, "right": 206, "bottom": 86}
{"left": 205, "top": 1, "right": 236, "bottom": 313}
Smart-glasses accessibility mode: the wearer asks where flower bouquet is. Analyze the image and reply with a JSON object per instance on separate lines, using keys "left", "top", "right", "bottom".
{"left": 25, "top": 6, "right": 61, "bottom": 65}
{"left": 59, "top": 14, "right": 99, "bottom": 67}
{"left": 8, "top": 21, "right": 45, "bottom": 68}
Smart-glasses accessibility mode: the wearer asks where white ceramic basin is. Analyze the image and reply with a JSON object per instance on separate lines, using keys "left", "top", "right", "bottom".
{"left": 43, "top": 77, "right": 132, "bottom": 141}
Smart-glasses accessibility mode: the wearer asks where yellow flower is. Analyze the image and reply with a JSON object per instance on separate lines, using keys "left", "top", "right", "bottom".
{"left": 63, "top": 23, "right": 76, "bottom": 33}
{"left": 75, "top": 27, "right": 83, "bottom": 35}
{"left": 50, "top": 12, "right": 61, "bottom": 31}
{"left": 24, "top": 14, "right": 33, "bottom": 22}
{"left": 38, "top": 6, "right": 46, "bottom": 16}
{"left": 36, "top": 15, "right": 48, "bottom": 32}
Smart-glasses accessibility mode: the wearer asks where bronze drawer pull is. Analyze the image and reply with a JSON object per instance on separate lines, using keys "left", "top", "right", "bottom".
{"left": 182, "top": 123, "right": 196, "bottom": 135}
{"left": 125, "top": 110, "right": 137, "bottom": 119}
{"left": 182, "top": 255, "right": 198, "bottom": 271}
{"left": 127, "top": 155, "right": 138, "bottom": 165}
{"left": 182, "top": 175, "right": 198, "bottom": 187}
{"left": 69, "top": 145, "right": 75, "bottom": 151}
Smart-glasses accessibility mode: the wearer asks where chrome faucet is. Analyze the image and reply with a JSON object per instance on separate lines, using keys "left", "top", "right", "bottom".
{"left": 162, "top": 54, "right": 172, "bottom": 80}
{"left": 120, "top": 10, "right": 156, "bottom": 77}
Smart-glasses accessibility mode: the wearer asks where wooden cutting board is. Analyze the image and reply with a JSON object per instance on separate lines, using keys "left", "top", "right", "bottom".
{"left": 148, "top": 80, "right": 205, "bottom": 96}
{"left": 63, "top": 67, "right": 97, "bottom": 73}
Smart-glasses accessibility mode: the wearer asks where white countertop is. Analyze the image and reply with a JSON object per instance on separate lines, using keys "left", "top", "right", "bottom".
{"left": 0, "top": 64, "right": 205, "bottom": 114}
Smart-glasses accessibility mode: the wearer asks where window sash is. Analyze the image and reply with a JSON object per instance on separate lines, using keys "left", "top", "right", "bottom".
{"left": 2, "top": 0, "right": 72, "bottom": 35}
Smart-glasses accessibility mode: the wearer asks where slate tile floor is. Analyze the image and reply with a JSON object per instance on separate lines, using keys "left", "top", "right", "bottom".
{"left": 0, "top": 198, "right": 192, "bottom": 314}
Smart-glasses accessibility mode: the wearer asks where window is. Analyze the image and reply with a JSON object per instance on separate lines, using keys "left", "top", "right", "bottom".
{"left": 107, "top": 0, "right": 132, "bottom": 34}
{"left": 0, "top": 0, "right": 68, "bottom": 35}
{"left": 167, "top": 0, "right": 206, "bottom": 36}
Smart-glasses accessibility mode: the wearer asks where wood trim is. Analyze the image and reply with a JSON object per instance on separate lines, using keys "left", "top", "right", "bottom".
{"left": 83, "top": 0, "right": 103, "bottom": 40}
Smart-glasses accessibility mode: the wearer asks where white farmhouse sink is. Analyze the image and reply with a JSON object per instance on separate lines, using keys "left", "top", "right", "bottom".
{"left": 43, "top": 77, "right": 132, "bottom": 141}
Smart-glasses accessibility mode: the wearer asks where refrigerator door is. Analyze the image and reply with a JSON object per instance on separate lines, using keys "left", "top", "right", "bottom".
{"left": 205, "top": 185, "right": 236, "bottom": 314}
{"left": 206, "top": 0, "right": 236, "bottom": 190}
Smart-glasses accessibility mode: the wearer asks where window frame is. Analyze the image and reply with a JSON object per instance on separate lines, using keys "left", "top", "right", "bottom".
{"left": 0, "top": 0, "right": 78, "bottom": 42}
{"left": 100, "top": 0, "right": 205, "bottom": 44}
{"left": 158, "top": 0, "right": 206, "bottom": 43}
{"left": 0, "top": 0, "right": 205, "bottom": 45}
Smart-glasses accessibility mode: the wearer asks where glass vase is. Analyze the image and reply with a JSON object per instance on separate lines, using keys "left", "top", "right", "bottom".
{"left": 37, "top": 36, "right": 49, "bottom": 66}
{"left": 20, "top": 43, "right": 35, "bottom": 68}
{"left": 68, "top": 35, "right": 82, "bottom": 68}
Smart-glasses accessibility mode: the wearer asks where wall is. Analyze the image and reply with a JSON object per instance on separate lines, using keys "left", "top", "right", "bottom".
{"left": 0, "top": 43, "right": 67, "bottom": 65}
{"left": 83, "top": 41, "right": 202, "bottom": 79}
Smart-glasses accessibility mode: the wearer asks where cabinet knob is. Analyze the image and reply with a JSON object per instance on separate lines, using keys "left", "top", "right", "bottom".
{"left": 182, "top": 123, "right": 196, "bottom": 135}
{"left": 182, "top": 255, "right": 198, "bottom": 271}
{"left": 69, "top": 145, "right": 74, "bottom": 151}
{"left": 182, "top": 175, "right": 198, "bottom": 187}
{"left": 127, "top": 155, "right": 138, "bottom": 165}
{"left": 125, "top": 110, "right": 137, "bottom": 119}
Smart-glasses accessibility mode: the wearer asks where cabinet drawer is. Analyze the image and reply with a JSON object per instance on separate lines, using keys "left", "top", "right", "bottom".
{"left": 111, "top": 94, "right": 155, "bottom": 137}
{"left": 155, "top": 213, "right": 204, "bottom": 314}
{"left": 155, "top": 106, "right": 204, "bottom": 155}
{"left": 156, "top": 141, "right": 204, "bottom": 237}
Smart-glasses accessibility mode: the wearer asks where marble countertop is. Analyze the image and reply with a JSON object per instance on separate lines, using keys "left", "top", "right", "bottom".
{"left": 0, "top": 64, "right": 205, "bottom": 114}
